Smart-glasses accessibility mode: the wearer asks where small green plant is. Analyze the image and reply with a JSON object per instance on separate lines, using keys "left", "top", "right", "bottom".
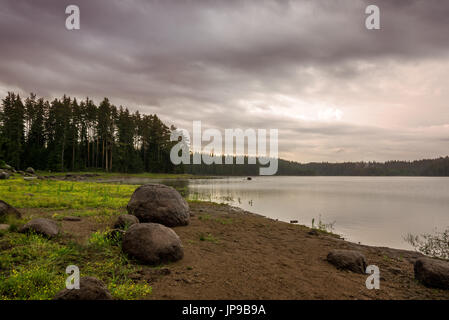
{"left": 404, "top": 228, "right": 449, "bottom": 259}
{"left": 108, "top": 279, "right": 152, "bottom": 300}
{"left": 0, "top": 265, "right": 66, "bottom": 300}
{"left": 311, "top": 215, "right": 335, "bottom": 234}
{"left": 199, "top": 233, "right": 218, "bottom": 243}
{"left": 88, "top": 230, "right": 121, "bottom": 248}
{"left": 198, "top": 213, "right": 212, "bottom": 221}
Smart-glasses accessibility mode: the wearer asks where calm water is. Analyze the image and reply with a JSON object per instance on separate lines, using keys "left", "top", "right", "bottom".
{"left": 111, "top": 176, "right": 449, "bottom": 250}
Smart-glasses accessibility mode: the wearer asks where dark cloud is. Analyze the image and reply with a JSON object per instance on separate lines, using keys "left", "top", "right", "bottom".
{"left": 0, "top": 0, "right": 448, "bottom": 161}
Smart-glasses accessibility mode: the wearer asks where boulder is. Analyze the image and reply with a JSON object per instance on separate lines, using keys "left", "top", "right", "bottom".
{"left": 327, "top": 249, "right": 367, "bottom": 274}
{"left": 127, "top": 184, "right": 190, "bottom": 227}
{"left": 0, "top": 224, "right": 9, "bottom": 231}
{"left": 122, "top": 223, "right": 184, "bottom": 265}
{"left": 25, "top": 167, "right": 35, "bottom": 174}
{"left": 113, "top": 214, "right": 139, "bottom": 229}
{"left": 53, "top": 277, "right": 113, "bottom": 300}
{"left": 0, "top": 200, "right": 21, "bottom": 221}
{"left": 0, "top": 171, "right": 10, "bottom": 180}
{"left": 414, "top": 257, "right": 449, "bottom": 289}
{"left": 19, "top": 218, "right": 59, "bottom": 238}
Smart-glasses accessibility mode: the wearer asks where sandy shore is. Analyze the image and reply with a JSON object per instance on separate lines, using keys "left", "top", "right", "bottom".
{"left": 17, "top": 201, "right": 449, "bottom": 299}
{"left": 57, "top": 201, "right": 448, "bottom": 299}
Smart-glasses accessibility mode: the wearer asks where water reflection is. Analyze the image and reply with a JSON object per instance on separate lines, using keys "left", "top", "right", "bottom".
{"left": 101, "top": 176, "right": 449, "bottom": 250}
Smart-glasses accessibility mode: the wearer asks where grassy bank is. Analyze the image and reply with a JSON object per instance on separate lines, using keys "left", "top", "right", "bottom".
{"left": 0, "top": 177, "right": 158, "bottom": 300}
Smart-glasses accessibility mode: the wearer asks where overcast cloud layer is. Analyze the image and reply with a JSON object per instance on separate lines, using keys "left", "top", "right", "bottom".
{"left": 1, "top": 0, "right": 448, "bottom": 162}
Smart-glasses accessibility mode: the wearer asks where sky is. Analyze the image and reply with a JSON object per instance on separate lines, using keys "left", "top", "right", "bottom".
{"left": 0, "top": 0, "right": 448, "bottom": 163}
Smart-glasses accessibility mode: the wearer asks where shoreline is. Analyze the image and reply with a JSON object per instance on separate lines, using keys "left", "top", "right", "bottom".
{"left": 1, "top": 175, "right": 448, "bottom": 299}
{"left": 5, "top": 201, "right": 449, "bottom": 299}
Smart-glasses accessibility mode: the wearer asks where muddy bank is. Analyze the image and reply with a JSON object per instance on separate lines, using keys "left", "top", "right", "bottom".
{"left": 55, "top": 202, "right": 448, "bottom": 299}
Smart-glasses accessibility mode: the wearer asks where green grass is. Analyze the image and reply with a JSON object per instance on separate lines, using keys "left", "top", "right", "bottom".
{"left": 0, "top": 177, "right": 137, "bottom": 210}
{"left": 199, "top": 233, "right": 219, "bottom": 243}
{"left": 0, "top": 230, "right": 152, "bottom": 300}
{"left": 0, "top": 177, "right": 175, "bottom": 300}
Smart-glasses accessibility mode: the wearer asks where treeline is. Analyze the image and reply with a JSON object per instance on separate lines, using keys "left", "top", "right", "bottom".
{"left": 2, "top": 92, "right": 448, "bottom": 176}
{"left": 185, "top": 156, "right": 449, "bottom": 176}
{"left": 0, "top": 92, "right": 181, "bottom": 173}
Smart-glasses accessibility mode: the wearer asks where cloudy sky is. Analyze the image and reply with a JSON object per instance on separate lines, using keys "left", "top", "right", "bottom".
{"left": 1, "top": 0, "right": 448, "bottom": 162}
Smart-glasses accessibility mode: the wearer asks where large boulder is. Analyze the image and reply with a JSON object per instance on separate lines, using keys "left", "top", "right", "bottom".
{"left": 414, "top": 257, "right": 449, "bottom": 289}
{"left": 327, "top": 249, "right": 367, "bottom": 274}
{"left": 122, "top": 223, "right": 184, "bottom": 265}
{"left": 0, "top": 200, "right": 21, "bottom": 221}
{"left": 53, "top": 277, "right": 113, "bottom": 300}
{"left": 127, "top": 184, "right": 190, "bottom": 227}
{"left": 113, "top": 214, "right": 139, "bottom": 229}
{"left": 19, "top": 218, "right": 59, "bottom": 238}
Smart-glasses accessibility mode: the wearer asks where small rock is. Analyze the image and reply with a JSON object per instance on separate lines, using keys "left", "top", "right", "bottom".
{"left": 53, "top": 277, "right": 113, "bottom": 300}
{"left": 327, "top": 249, "right": 367, "bottom": 274}
{"left": 0, "top": 200, "right": 21, "bottom": 220}
{"left": 19, "top": 218, "right": 59, "bottom": 238}
{"left": 113, "top": 214, "right": 139, "bottom": 229}
{"left": 122, "top": 223, "right": 184, "bottom": 265}
{"left": 414, "top": 257, "right": 449, "bottom": 289}
{"left": 0, "top": 224, "right": 10, "bottom": 231}
{"left": 25, "top": 167, "right": 35, "bottom": 174}
{"left": 0, "top": 171, "right": 10, "bottom": 180}
{"left": 62, "top": 216, "right": 82, "bottom": 221}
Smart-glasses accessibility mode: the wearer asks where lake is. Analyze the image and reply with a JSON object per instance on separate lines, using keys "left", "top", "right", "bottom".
{"left": 110, "top": 176, "right": 449, "bottom": 250}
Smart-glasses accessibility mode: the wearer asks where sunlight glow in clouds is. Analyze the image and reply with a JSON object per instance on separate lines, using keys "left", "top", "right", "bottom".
{"left": 0, "top": 0, "right": 448, "bottom": 162}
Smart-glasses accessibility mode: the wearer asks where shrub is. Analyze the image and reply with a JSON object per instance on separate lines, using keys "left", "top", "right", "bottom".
{"left": 404, "top": 228, "right": 449, "bottom": 259}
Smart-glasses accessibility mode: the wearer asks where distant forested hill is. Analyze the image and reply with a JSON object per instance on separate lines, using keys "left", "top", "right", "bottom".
{"left": 184, "top": 156, "right": 449, "bottom": 176}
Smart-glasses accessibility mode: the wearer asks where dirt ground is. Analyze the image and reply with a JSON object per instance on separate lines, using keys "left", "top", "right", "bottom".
{"left": 39, "top": 202, "right": 449, "bottom": 299}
